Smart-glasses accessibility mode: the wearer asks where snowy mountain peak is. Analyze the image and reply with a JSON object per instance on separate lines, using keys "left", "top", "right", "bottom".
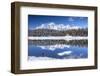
{"left": 35, "top": 22, "right": 83, "bottom": 30}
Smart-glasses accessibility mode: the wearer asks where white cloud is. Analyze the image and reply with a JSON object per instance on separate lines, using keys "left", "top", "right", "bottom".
{"left": 28, "top": 56, "right": 57, "bottom": 60}
{"left": 35, "top": 22, "right": 83, "bottom": 30}
{"left": 37, "top": 44, "right": 70, "bottom": 51}
{"left": 58, "top": 51, "right": 72, "bottom": 56}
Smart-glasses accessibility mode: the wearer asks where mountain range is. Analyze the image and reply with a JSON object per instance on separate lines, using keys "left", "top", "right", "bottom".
{"left": 28, "top": 22, "right": 88, "bottom": 36}
{"left": 34, "top": 22, "right": 86, "bottom": 30}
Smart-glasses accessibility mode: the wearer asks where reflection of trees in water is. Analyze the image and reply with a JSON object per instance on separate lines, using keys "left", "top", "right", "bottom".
{"left": 28, "top": 39, "right": 88, "bottom": 47}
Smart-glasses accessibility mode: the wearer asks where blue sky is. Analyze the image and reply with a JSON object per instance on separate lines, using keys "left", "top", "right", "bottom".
{"left": 28, "top": 15, "right": 88, "bottom": 29}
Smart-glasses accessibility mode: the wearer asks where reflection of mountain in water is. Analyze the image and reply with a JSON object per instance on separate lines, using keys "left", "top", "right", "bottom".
{"left": 28, "top": 43, "right": 88, "bottom": 60}
{"left": 28, "top": 38, "right": 88, "bottom": 59}
{"left": 28, "top": 39, "right": 88, "bottom": 47}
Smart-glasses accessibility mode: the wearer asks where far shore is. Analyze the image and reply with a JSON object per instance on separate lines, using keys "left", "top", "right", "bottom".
{"left": 28, "top": 36, "right": 88, "bottom": 41}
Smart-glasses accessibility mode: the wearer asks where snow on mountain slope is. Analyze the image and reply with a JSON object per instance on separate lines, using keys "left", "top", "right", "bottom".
{"left": 35, "top": 22, "right": 84, "bottom": 30}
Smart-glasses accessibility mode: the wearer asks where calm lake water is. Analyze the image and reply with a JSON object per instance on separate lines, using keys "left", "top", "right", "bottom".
{"left": 28, "top": 41, "right": 88, "bottom": 60}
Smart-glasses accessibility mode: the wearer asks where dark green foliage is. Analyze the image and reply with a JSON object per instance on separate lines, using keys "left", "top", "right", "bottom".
{"left": 29, "top": 39, "right": 88, "bottom": 47}
{"left": 28, "top": 28, "right": 88, "bottom": 36}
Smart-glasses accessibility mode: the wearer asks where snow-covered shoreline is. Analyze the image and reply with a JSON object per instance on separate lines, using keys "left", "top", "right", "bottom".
{"left": 28, "top": 56, "right": 57, "bottom": 60}
{"left": 28, "top": 36, "right": 88, "bottom": 41}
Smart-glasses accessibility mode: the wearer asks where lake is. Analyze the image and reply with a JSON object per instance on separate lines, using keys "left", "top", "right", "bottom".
{"left": 28, "top": 39, "right": 88, "bottom": 60}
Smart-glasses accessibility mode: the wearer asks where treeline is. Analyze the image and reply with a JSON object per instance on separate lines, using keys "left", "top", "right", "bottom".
{"left": 28, "top": 29, "right": 65, "bottom": 36}
{"left": 28, "top": 28, "right": 88, "bottom": 36}
{"left": 64, "top": 28, "right": 88, "bottom": 36}
{"left": 28, "top": 39, "right": 88, "bottom": 47}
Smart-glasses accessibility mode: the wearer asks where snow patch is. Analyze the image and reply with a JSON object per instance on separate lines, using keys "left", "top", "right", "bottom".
{"left": 28, "top": 36, "right": 88, "bottom": 40}
{"left": 35, "top": 22, "right": 85, "bottom": 30}
{"left": 37, "top": 45, "right": 70, "bottom": 51}
{"left": 58, "top": 51, "right": 72, "bottom": 56}
{"left": 28, "top": 56, "right": 56, "bottom": 60}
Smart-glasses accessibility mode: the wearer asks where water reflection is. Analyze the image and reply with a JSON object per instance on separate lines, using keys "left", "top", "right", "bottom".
{"left": 28, "top": 39, "right": 88, "bottom": 47}
{"left": 28, "top": 39, "right": 88, "bottom": 60}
